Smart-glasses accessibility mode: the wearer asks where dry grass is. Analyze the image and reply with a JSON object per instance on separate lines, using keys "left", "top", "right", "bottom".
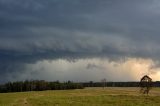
{"left": 0, "top": 87, "right": 160, "bottom": 106}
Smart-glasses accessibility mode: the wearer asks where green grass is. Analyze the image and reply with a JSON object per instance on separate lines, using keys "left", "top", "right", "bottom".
{"left": 0, "top": 87, "right": 160, "bottom": 106}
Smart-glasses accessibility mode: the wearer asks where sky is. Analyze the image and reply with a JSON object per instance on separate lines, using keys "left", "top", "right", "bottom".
{"left": 1, "top": 0, "right": 160, "bottom": 83}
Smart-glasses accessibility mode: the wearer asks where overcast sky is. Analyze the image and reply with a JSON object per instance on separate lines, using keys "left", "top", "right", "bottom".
{"left": 1, "top": 0, "right": 160, "bottom": 83}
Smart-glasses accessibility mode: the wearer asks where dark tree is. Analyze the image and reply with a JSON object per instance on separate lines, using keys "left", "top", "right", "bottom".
{"left": 140, "top": 75, "right": 152, "bottom": 95}
{"left": 0, "top": 80, "right": 84, "bottom": 93}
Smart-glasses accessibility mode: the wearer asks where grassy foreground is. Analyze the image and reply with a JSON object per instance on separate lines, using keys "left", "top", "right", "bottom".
{"left": 0, "top": 87, "right": 160, "bottom": 106}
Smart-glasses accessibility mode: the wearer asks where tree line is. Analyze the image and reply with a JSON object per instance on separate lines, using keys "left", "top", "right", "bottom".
{"left": 82, "top": 81, "right": 160, "bottom": 87}
{"left": 1, "top": 80, "right": 160, "bottom": 93}
{"left": 0, "top": 80, "right": 84, "bottom": 93}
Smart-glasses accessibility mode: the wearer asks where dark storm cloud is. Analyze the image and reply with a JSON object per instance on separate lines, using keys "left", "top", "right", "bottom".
{"left": 1, "top": 0, "right": 160, "bottom": 82}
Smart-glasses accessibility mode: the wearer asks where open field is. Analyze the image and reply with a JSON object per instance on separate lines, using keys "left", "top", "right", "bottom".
{"left": 0, "top": 87, "right": 160, "bottom": 106}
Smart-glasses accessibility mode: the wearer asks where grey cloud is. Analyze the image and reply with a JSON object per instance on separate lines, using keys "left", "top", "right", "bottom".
{"left": 1, "top": 0, "right": 160, "bottom": 82}
{"left": 86, "top": 63, "right": 105, "bottom": 70}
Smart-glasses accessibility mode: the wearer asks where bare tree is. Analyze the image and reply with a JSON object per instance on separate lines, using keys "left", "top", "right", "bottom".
{"left": 101, "top": 78, "right": 106, "bottom": 89}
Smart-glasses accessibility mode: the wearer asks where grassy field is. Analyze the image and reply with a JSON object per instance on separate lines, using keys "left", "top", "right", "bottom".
{"left": 0, "top": 87, "right": 160, "bottom": 106}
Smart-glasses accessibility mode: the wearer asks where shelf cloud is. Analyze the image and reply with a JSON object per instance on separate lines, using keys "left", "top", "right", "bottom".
{"left": 1, "top": 0, "right": 160, "bottom": 83}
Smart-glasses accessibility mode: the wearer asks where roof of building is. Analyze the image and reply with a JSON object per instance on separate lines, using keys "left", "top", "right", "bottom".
{"left": 141, "top": 75, "right": 152, "bottom": 81}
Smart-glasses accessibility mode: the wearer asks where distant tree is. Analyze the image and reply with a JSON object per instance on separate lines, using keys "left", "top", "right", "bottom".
{"left": 101, "top": 78, "right": 106, "bottom": 89}
{"left": 89, "top": 81, "right": 93, "bottom": 87}
{"left": 140, "top": 75, "right": 152, "bottom": 95}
